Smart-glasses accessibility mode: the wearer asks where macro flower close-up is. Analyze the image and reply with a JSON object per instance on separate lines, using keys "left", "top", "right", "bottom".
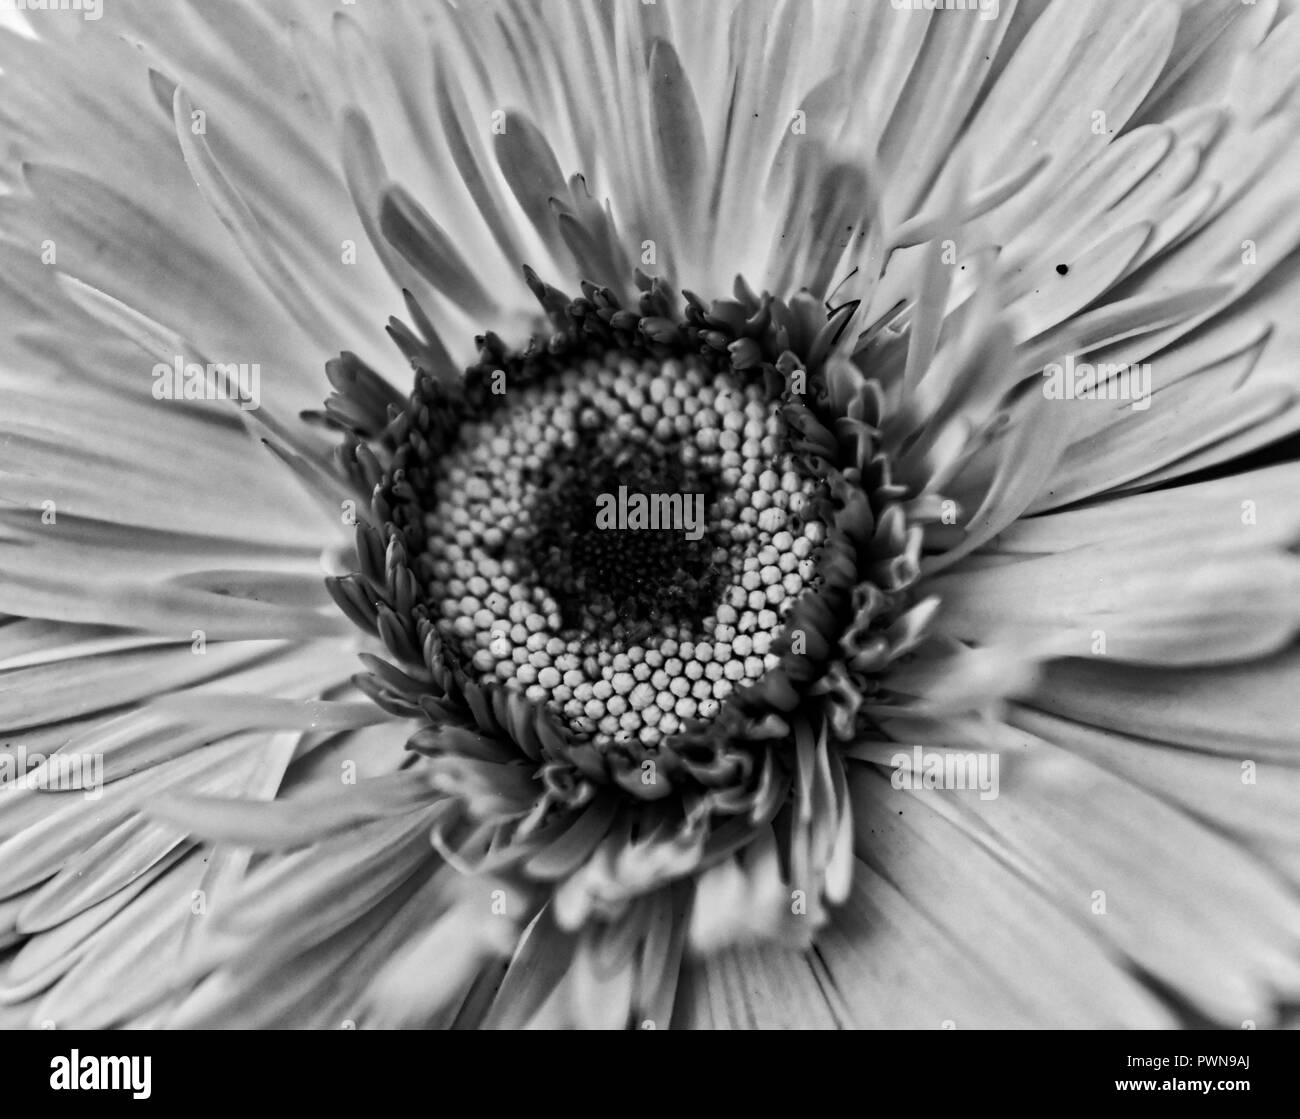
{"left": 2, "top": 0, "right": 1300, "bottom": 1032}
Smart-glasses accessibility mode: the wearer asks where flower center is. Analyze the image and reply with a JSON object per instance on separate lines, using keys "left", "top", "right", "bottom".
{"left": 422, "top": 349, "right": 830, "bottom": 751}
{"left": 331, "top": 273, "right": 923, "bottom": 810}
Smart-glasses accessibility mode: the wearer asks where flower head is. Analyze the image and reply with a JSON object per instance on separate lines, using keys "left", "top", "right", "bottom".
{"left": 3, "top": 0, "right": 1300, "bottom": 1030}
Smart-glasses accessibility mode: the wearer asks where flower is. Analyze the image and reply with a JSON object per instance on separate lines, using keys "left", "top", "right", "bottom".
{"left": 2, "top": 0, "right": 1300, "bottom": 1029}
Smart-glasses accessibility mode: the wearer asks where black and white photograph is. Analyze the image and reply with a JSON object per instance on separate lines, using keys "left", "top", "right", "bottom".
{"left": 0, "top": 0, "right": 1295, "bottom": 1072}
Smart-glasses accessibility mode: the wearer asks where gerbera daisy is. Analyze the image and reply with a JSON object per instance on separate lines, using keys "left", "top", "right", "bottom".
{"left": 3, "top": 0, "right": 1299, "bottom": 1030}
